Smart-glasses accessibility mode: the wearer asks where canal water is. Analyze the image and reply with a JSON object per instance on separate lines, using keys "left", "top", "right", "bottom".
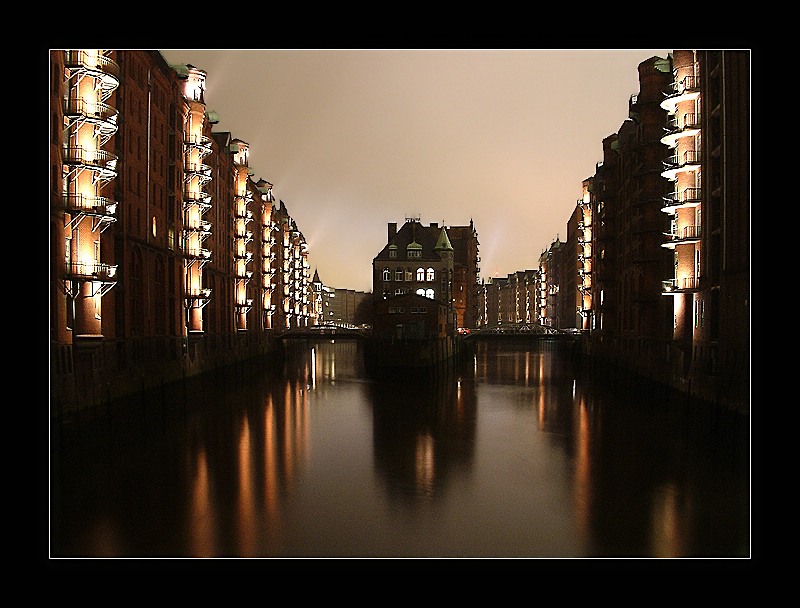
{"left": 49, "top": 339, "right": 750, "bottom": 559}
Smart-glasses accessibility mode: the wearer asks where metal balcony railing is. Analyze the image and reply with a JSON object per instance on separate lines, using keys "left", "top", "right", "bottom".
{"left": 662, "top": 276, "right": 699, "bottom": 292}
{"left": 184, "top": 134, "right": 213, "bottom": 156}
{"left": 65, "top": 261, "right": 118, "bottom": 281}
{"left": 63, "top": 193, "right": 117, "bottom": 218}
{"left": 183, "top": 190, "right": 212, "bottom": 209}
{"left": 63, "top": 97, "right": 119, "bottom": 141}
{"left": 662, "top": 187, "right": 702, "bottom": 210}
{"left": 63, "top": 51, "right": 120, "bottom": 96}
{"left": 63, "top": 146, "right": 118, "bottom": 179}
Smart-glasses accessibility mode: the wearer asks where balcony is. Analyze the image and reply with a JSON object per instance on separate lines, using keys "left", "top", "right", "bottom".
{"left": 660, "top": 75, "right": 701, "bottom": 113}
{"left": 661, "top": 276, "right": 699, "bottom": 294}
{"left": 63, "top": 146, "right": 118, "bottom": 181}
{"left": 63, "top": 50, "right": 120, "bottom": 95}
{"left": 235, "top": 299, "right": 254, "bottom": 312}
{"left": 185, "top": 221, "right": 212, "bottom": 241}
{"left": 184, "top": 162, "right": 212, "bottom": 184}
{"left": 183, "top": 189, "right": 212, "bottom": 210}
{"left": 185, "top": 288, "right": 212, "bottom": 309}
{"left": 63, "top": 193, "right": 117, "bottom": 232}
{"left": 236, "top": 230, "right": 253, "bottom": 244}
{"left": 63, "top": 97, "right": 119, "bottom": 143}
{"left": 661, "top": 225, "right": 702, "bottom": 249}
{"left": 661, "top": 187, "right": 702, "bottom": 213}
{"left": 661, "top": 149, "right": 701, "bottom": 180}
{"left": 185, "top": 248, "right": 211, "bottom": 267}
{"left": 660, "top": 113, "right": 701, "bottom": 147}
{"left": 184, "top": 134, "right": 213, "bottom": 157}
{"left": 63, "top": 261, "right": 118, "bottom": 298}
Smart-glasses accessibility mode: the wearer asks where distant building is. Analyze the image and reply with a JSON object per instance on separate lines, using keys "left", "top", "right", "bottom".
{"left": 444, "top": 220, "right": 481, "bottom": 328}
{"left": 538, "top": 237, "right": 563, "bottom": 328}
{"left": 372, "top": 218, "right": 458, "bottom": 336}
{"left": 477, "top": 269, "right": 539, "bottom": 328}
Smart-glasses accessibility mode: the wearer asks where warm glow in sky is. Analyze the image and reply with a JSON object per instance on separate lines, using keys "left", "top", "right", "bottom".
{"left": 159, "top": 49, "right": 672, "bottom": 293}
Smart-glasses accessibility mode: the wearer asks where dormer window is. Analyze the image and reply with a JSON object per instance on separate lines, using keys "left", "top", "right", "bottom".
{"left": 407, "top": 240, "right": 422, "bottom": 259}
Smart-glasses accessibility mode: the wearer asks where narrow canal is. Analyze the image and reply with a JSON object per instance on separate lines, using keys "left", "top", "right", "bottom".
{"left": 50, "top": 339, "right": 750, "bottom": 558}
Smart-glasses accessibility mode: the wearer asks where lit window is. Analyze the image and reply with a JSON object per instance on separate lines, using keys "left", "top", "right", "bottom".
{"left": 426, "top": 267, "right": 435, "bottom": 281}
{"left": 425, "top": 289, "right": 434, "bottom": 299}
{"left": 417, "top": 267, "right": 425, "bottom": 281}
{"left": 405, "top": 268, "right": 413, "bottom": 281}
{"left": 383, "top": 268, "right": 391, "bottom": 281}
{"left": 416, "top": 288, "right": 426, "bottom": 296}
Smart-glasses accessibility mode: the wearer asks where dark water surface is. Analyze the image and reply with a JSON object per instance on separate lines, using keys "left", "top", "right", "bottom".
{"left": 50, "top": 339, "right": 750, "bottom": 558}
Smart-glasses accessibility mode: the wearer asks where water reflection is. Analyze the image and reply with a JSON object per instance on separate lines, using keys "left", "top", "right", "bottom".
{"left": 50, "top": 338, "right": 749, "bottom": 558}
{"left": 369, "top": 373, "right": 477, "bottom": 501}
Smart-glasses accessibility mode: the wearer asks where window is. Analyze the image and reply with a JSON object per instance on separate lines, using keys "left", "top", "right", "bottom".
{"left": 404, "top": 268, "right": 413, "bottom": 281}
{"left": 416, "top": 288, "right": 426, "bottom": 296}
{"left": 416, "top": 267, "right": 425, "bottom": 281}
{"left": 395, "top": 269, "right": 403, "bottom": 281}
{"left": 389, "top": 248, "right": 397, "bottom": 258}
{"left": 426, "top": 267, "right": 435, "bottom": 281}
{"left": 395, "top": 288, "right": 404, "bottom": 296}
{"left": 382, "top": 268, "right": 391, "bottom": 281}
{"left": 425, "top": 289, "right": 434, "bottom": 299}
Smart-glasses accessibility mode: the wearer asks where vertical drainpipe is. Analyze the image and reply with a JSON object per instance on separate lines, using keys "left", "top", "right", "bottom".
{"left": 146, "top": 67, "right": 152, "bottom": 245}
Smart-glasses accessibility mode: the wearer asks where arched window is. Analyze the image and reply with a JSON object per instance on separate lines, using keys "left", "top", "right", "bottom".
{"left": 382, "top": 267, "right": 391, "bottom": 281}
{"left": 416, "top": 288, "right": 426, "bottom": 296}
{"left": 405, "top": 268, "right": 413, "bottom": 281}
{"left": 416, "top": 267, "right": 425, "bottom": 281}
{"left": 425, "top": 288, "right": 435, "bottom": 299}
{"left": 426, "top": 267, "right": 435, "bottom": 281}
{"left": 395, "top": 268, "right": 403, "bottom": 281}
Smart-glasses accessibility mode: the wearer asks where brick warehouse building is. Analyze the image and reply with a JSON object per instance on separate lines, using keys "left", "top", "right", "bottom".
{"left": 49, "top": 50, "right": 314, "bottom": 417}
{"left": 475, "top": 50, "right": 749, "bottom": 411}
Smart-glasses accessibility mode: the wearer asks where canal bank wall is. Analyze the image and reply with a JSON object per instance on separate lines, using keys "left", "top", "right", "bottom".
{"left": 577, "top": 333, "right": 749, "bottom": 416}
{"left": 50, "top": 332, "right": 282, "bottom": 423}
{"left": 363, "top": 335, "right": 464, "bottom": 378}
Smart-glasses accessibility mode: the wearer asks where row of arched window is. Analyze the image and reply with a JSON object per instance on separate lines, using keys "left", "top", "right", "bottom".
{"left": 382, "top": 267, "right": 436, "bottom": 282}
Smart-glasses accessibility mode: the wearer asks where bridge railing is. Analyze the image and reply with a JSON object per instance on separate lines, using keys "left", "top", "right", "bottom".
{"left": 467, "top": 323, "right": 570, "bottom": 336}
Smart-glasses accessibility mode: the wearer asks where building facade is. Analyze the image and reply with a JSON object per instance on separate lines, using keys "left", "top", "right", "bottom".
{"left": 585, "top": 50, "right": 749, "bottom": 410}
{"left": 372, "top": 218, "right": 458, "bottom": 335}
{"left": 50, "top": 50, "right": 314, "bottom": 416}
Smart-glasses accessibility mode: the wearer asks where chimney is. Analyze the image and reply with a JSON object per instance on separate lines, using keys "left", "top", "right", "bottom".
{"left": 388, "top": 222, "right": 397, "bottom": 242}
{"left": 430, "top": 222, "right": 438, "bottom": 228}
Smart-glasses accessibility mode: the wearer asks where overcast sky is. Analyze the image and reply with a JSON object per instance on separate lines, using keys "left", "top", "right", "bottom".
{"left": 159, "top": 49, "right": 672, "bottom": 293}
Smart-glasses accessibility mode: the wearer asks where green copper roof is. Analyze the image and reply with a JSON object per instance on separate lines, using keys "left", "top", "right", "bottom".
{"left": 434, "top": 227, "right": 453, "bottom": 251}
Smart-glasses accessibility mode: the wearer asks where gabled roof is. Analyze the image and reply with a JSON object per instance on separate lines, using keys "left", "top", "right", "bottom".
{"left": 374, "top": 220, "right": 453, "bottom": 261}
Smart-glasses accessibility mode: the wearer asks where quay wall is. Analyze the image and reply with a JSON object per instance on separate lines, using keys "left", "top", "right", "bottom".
{"left": 50, "top": 332, "right": 281, "bottom": 423}
{"left": 578, "top": 334, "right": 749, "bottom": 416}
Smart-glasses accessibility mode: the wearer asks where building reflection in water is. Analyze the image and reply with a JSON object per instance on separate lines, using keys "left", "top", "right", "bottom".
{"left": 52, "top": 338, "right": 748, "bottom": 557}
{"left": 369, "top": 367, "right": 478, "bottom": 502}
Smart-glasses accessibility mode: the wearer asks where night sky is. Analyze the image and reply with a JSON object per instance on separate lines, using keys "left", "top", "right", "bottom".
{"left": 159, "top": 48, "right": 672, "bottom": 292}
